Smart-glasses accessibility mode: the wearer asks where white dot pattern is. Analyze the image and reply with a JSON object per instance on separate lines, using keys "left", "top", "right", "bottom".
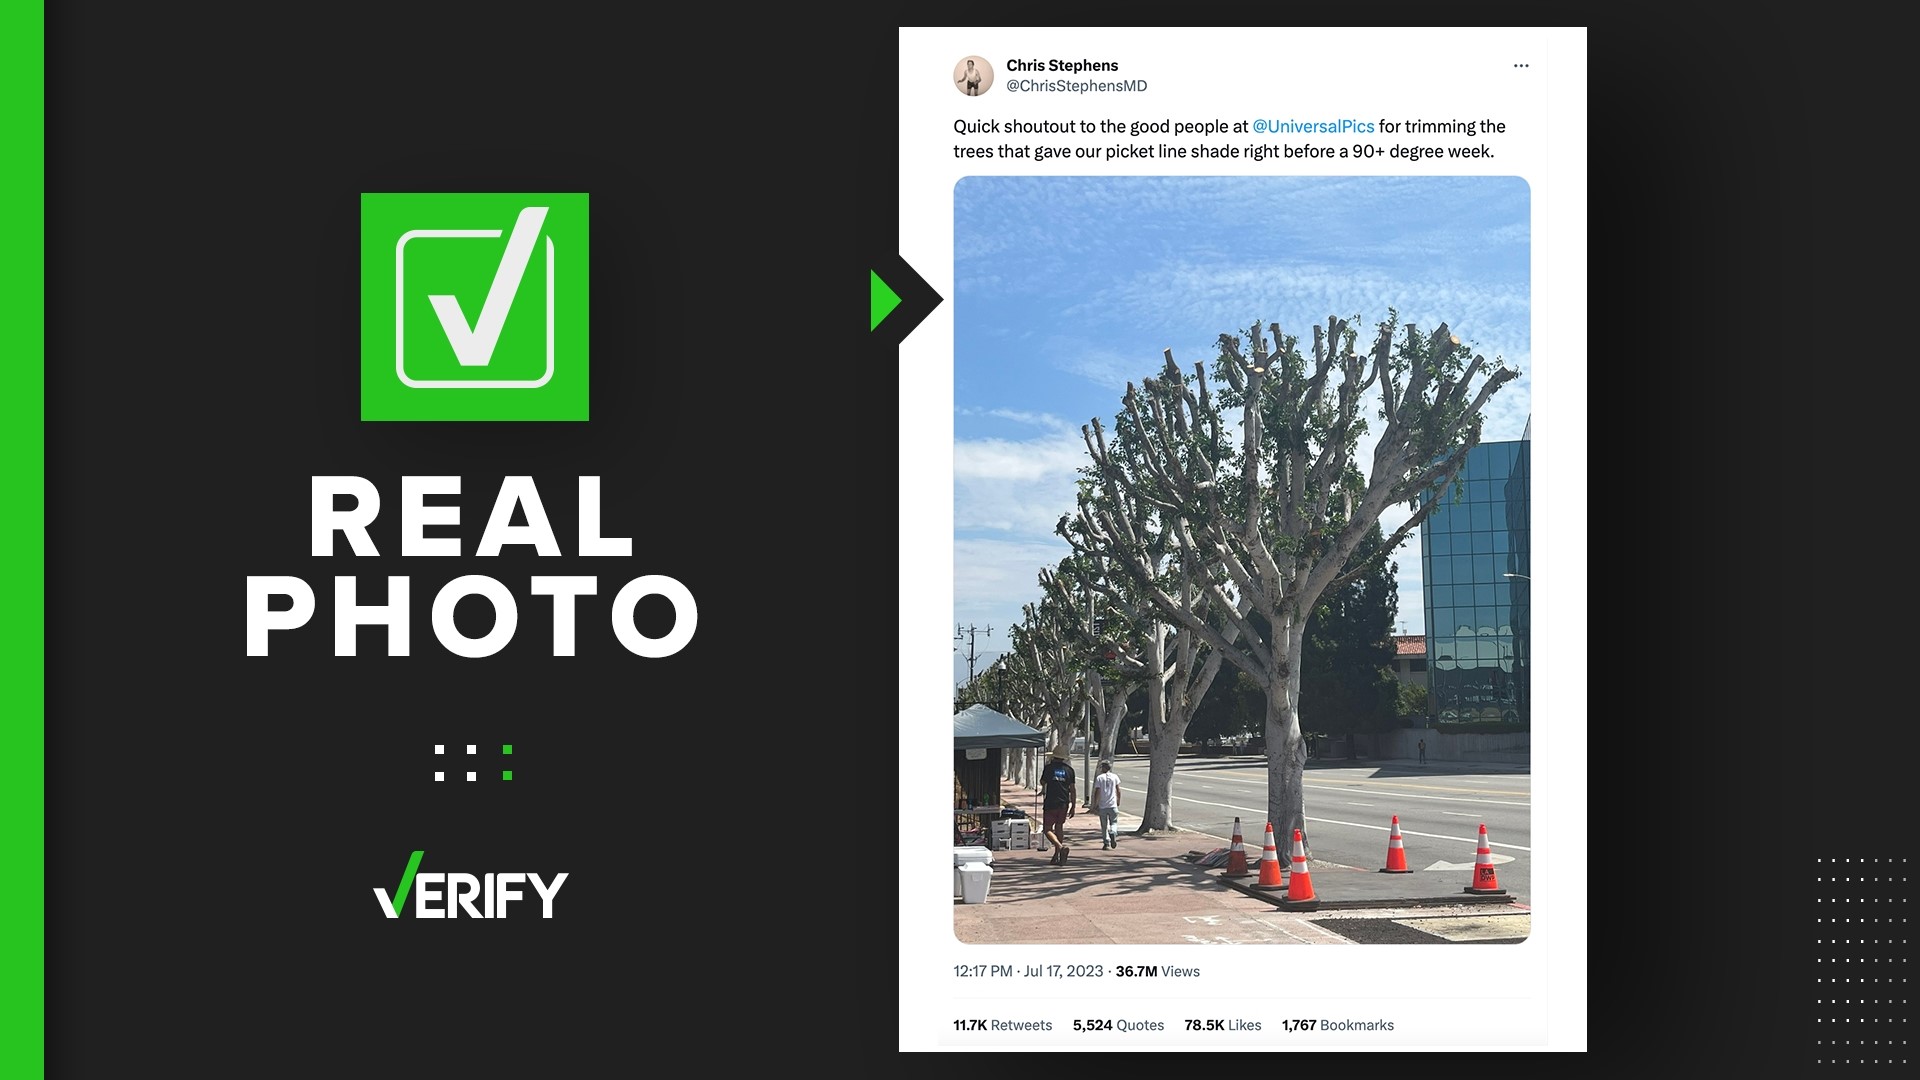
{"left": 1813, "top": 858, "right": 1910, "bottom": 1064}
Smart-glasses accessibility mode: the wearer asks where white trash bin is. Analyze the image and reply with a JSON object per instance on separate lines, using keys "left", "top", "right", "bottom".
{"left": 957, "top": 862, "right": 993, "bottom": 904}
{"left": 954, "top": 846, "right": 993, "bottom": 899}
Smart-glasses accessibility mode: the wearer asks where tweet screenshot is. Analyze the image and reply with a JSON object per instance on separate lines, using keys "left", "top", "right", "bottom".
{"left": 895, "top": 26, "right": 1587, "bottom": 1051}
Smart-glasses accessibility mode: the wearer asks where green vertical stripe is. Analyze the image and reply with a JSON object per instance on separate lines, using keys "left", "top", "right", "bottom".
{"left": 1, "top": 1, "right": 44, "bottom": 1074}
{"left": 390, "top": 851, "right": 426, "bottom": 916}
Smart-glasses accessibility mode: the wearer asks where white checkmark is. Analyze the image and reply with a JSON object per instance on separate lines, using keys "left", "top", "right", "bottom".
{"left": 428, "top": 205, "right": 548, "bottom": 367}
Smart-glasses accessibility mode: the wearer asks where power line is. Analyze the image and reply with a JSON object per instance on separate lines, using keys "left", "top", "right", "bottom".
{"left": 955, "top": 624, "right": 992, "bottom": 687}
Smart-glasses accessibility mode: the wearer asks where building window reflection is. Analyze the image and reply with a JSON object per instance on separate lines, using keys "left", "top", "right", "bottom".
{"left": 1419, "top": 427, "right": 1530, "bottom": 727}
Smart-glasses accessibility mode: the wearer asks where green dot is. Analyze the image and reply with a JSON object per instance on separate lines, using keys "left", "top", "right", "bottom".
{"left": 502, "top": 744, "right": 513, "bottom": 755}
{"left": 501, "top": 770, "right": 513, "bottom": 781}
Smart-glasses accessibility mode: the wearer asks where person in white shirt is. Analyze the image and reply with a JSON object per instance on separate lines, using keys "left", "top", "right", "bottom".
{"left": 1092, "top": 761, "right": 1121, "bottom": 849}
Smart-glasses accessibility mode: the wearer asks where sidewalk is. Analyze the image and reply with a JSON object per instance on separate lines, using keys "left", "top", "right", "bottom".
{"left": 953, "top": 772, "right": 1529, "bottom": 946}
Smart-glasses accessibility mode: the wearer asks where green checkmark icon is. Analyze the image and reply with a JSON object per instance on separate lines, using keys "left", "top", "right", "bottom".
{"left": 360, "top": 192, "right": 590, "bottom": 420}
{"left": 390, "top": 849, "right": 425, "bottom": 914}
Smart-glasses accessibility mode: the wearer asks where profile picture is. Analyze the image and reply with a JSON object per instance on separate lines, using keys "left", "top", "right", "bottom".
{"left": 953, "top": 56, "right": 993, "bottom": 96}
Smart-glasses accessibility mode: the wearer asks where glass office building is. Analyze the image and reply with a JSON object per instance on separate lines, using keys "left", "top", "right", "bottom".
{"left": 1419, "top": 424, "right": 1530, "bottom": 725}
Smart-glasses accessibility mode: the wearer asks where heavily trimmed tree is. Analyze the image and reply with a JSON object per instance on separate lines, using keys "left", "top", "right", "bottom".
{"left": 1036, "top": 559, "right": 1133, "bottom": 766}
{"left": 1057, "top": 394, "right": 1237, "bottom": 833}
{"left": 1006, "top": 587, "right": 1091, "bottom": 762}
{"left": 1076, "top": 313, "right": 1516, "bottom": 853}
{"left": 995, "top": 618, "right": 1074, "bottom": 786}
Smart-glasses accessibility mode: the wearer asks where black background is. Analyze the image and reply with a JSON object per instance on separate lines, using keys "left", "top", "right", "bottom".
{"left": 43, "top": 10, "right": 1911, "bottom": 1064}
{"left": 1567, "top": 15, "right": 1914, "bottom": 1062}
{"left": 47, "top": 5, "right": 901, "bottom": 1072}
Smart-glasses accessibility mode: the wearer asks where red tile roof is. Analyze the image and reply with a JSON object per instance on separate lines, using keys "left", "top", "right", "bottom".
{"left": 1393, "top": 635, "right": 1426, "bottom": 657}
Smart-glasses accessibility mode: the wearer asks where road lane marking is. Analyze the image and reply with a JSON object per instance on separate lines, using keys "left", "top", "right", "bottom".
{"left": 1111, "top": 766, "right": 1529, "bottom": 806}
{"left": 1160, "top": 793, "right": 1531, "bottom": 850}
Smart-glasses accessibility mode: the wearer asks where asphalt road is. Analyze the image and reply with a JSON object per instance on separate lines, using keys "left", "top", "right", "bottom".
{"left": 1075, "top": 754, "right": 1531, "bottom": 905}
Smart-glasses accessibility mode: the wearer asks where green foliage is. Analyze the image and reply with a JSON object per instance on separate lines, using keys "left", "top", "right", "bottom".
{"left": 1386, "top": 313, "right": 1500, "bottom": 512}
{"left": 955, "top": 656, "right": 1016, "bottom": 714}
{"left": 1299, "top": 522, "right": 1402, "bottom": 736}
{"left": 1395, "top": 681, "right": 1432, "bottom": 719}
{"left": 1185, "top": 669, "right": 1264, "bottom": 743}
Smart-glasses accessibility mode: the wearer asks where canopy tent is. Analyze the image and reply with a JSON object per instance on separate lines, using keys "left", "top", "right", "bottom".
{"left": 952, "top": 705, "right": 1047, "bottom": 750}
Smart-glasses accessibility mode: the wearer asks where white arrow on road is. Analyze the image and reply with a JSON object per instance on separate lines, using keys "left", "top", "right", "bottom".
{"left": 1423, "top": 854, "right": 1516, "bottom": 871}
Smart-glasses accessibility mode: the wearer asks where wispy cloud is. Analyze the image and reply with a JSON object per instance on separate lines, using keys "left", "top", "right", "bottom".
{"left": 954, "top": 536, "right": 1074, "bottom": 632}
{"left": 953, "top": 423, "right": 1087, "bottom": 537}
{"left": 957, "top": 407, "right": 1079, "bottom": 434}
{"left": 953, "top": 434, "right": 1083, "bottom": 485}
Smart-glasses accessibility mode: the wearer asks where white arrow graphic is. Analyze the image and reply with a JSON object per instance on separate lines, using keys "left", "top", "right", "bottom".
{"left": 1423, "top": 854, "right": 1516, "bottom": 871}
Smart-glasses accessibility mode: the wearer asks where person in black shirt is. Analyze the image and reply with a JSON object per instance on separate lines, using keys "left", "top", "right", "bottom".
{"left": 1040, "top": 751, "right": 1077, "bottom": 864}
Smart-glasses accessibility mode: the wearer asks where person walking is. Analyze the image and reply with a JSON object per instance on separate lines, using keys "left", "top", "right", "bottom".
{"left": 1040, "top": 749, "right": 1076, "bottom": 864}
{"left": 1417, "top": 737, "right": 1427, "bottom": 765}
{"left": 1092, "top": 761, "right": 1121, "bottom": 848}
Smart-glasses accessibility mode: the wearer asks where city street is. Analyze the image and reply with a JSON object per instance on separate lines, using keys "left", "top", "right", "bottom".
{"left": 1045, "top": 754, "right": 1531, "bottom": 905}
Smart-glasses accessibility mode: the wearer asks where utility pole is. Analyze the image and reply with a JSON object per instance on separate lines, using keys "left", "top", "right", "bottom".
{"left": 955, "top": 624, "right": 992, "bottom": 700}
{"left": 1082, "top": 574, "right": 1095, "bottom": 807}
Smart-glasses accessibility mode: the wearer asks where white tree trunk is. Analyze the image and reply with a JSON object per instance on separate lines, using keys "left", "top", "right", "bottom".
{"left": 1262, "top": 636, "right": 1310, "bottom": 857}
{"left": 1049, "top": 718, "right": 1075, "bottom": 762}
{"left": 1140, "top": 725, "right": 1180, "bottom": 831}
{"left": 1136, "top": 623, "right": 1177, "bottom": 830}
{"left": 1098, "top": 695, "right": 1128, "bottom": 761}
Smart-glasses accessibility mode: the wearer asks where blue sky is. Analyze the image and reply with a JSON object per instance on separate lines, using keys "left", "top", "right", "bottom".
{"left": 952, "top": 175, "right": 1532, "bottom": 688}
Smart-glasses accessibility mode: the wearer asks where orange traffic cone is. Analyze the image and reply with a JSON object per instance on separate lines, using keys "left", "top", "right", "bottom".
{"left": 1284, "top": 829, "right": 1316, "bottom": 902}
{"left": 1465, "top": 822, "right": 1507, "bottom": 896}
{"left": 1222, "top": 817, "right": 1251, "bottom": 878}
{"left": 1255, "top": 822, "right": 1284, "bottom": 888}
{"left": 1381, "top": 814, "right": 1411, "bottom": 873}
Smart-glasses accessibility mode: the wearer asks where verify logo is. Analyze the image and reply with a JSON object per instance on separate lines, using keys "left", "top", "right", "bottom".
{"left": 360, "top": 193, "right": 589, "bottom": 420}
{"left": 373, "top": 850, "right": 570, "bottom": 919}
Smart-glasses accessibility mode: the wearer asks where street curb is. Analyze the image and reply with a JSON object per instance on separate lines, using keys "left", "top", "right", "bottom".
{"left": 1216, "top": 873, "right": 1518, "bottom": 910}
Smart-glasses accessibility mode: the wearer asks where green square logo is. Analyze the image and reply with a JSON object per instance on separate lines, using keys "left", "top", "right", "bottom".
{"left": 360, "top": 192, "right": 589, "bottom": 420}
